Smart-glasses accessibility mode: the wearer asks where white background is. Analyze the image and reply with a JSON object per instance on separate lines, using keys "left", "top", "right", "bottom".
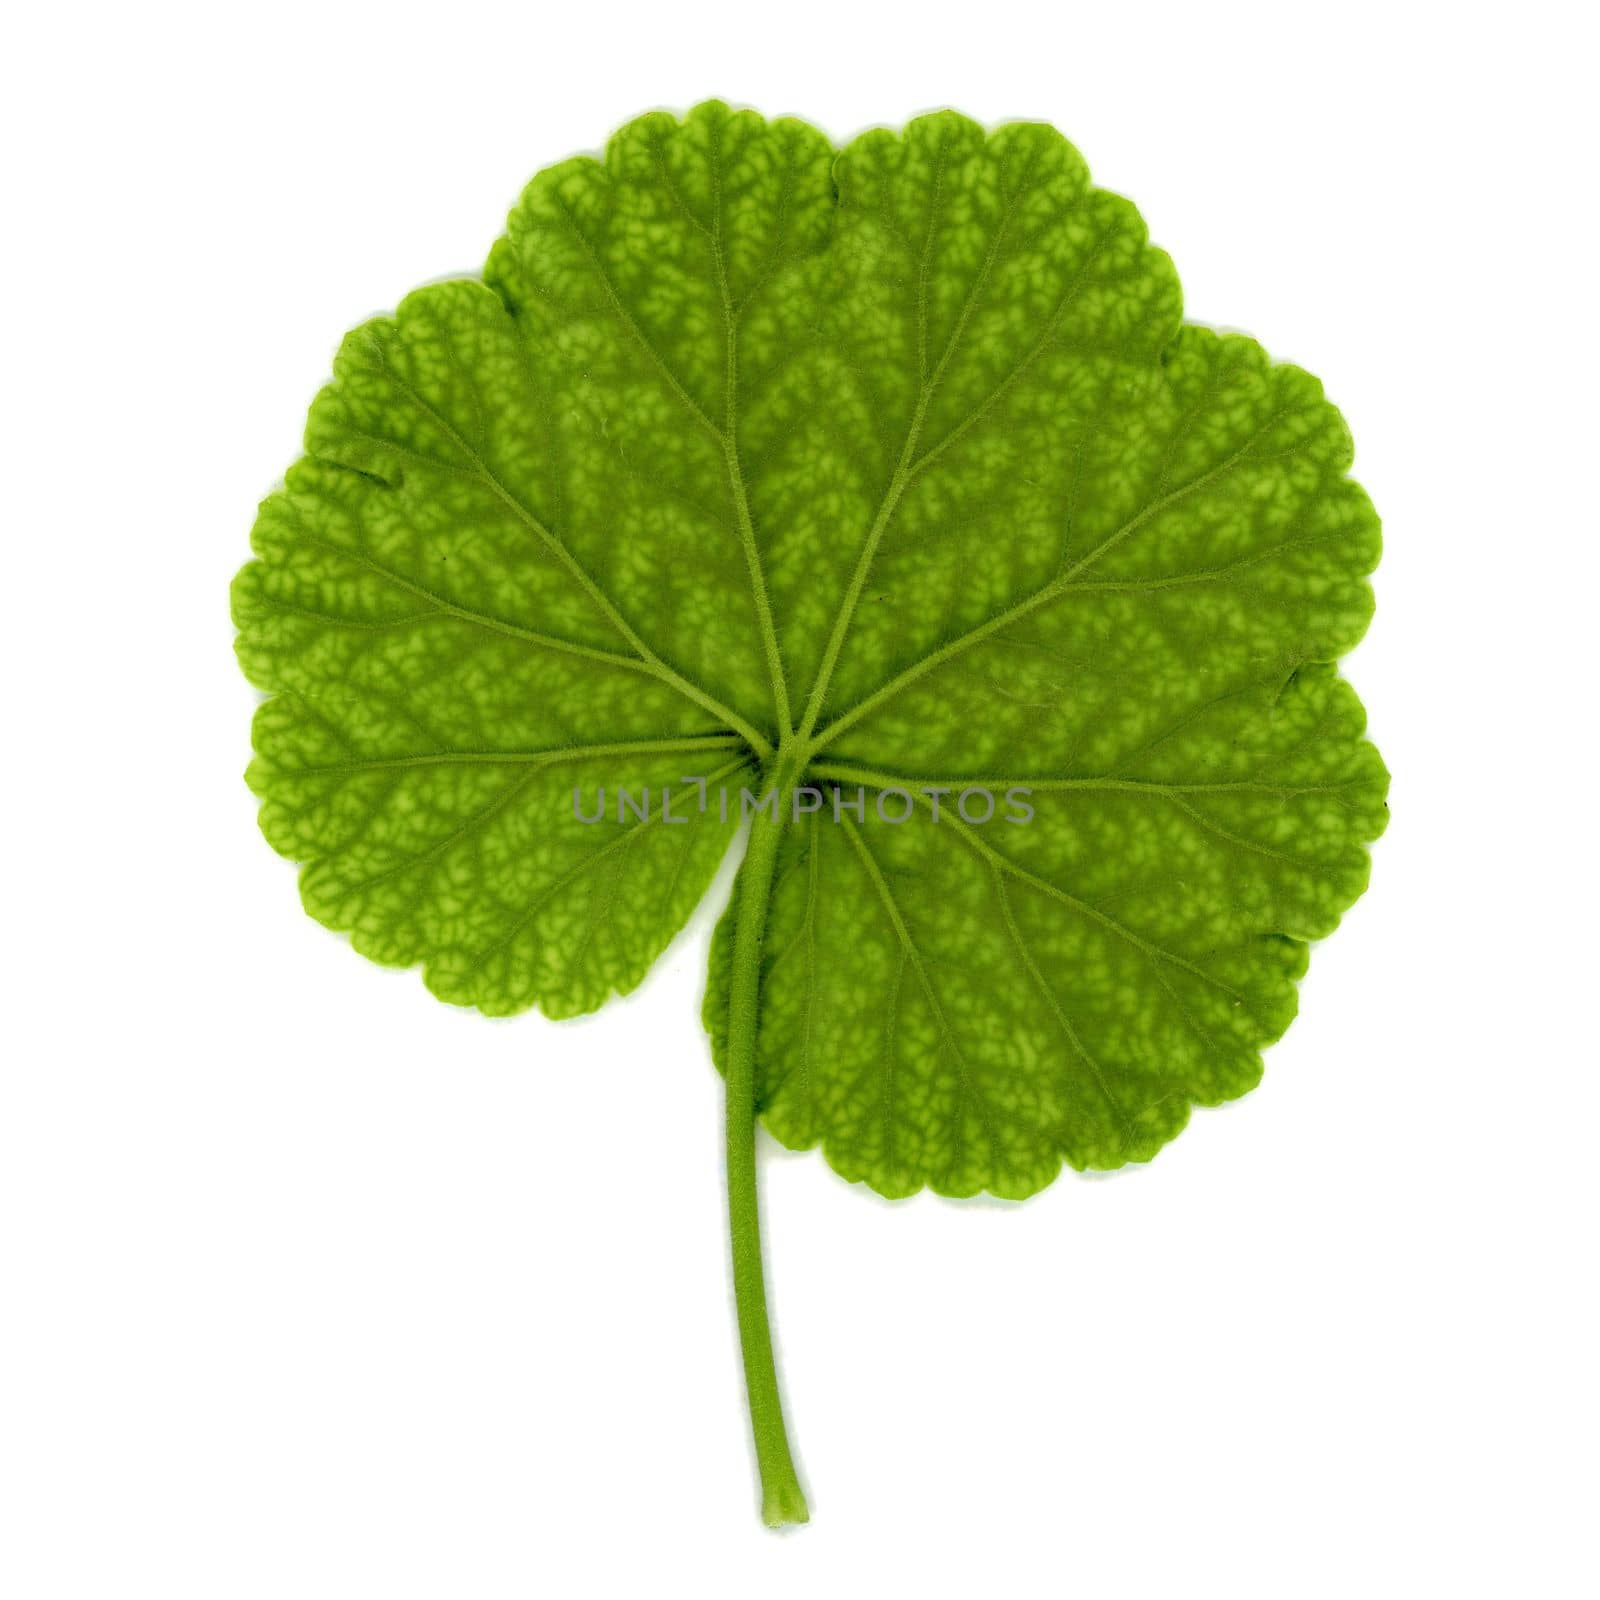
{"left": 4, "top": 3, "right": 1596, "bottom": 1595}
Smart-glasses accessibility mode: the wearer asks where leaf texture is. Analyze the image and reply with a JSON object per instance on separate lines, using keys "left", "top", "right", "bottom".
{"left": 234, "top": 101, "right": 1386, "bottom": 1194}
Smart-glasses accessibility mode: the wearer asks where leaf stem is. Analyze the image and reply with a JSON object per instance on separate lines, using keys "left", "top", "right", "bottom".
{"left": 723, "top": 771, "right": 809, "bottom": 1527}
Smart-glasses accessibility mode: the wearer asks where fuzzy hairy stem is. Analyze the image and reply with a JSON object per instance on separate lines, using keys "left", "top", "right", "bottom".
{"left": 723, "top": 773, "right": 809, "bottom": 1527}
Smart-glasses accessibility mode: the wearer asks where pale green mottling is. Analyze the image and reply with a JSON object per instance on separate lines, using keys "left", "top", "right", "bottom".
{"left": 235, "top": 101, "right": 1386, "bottom": 1198}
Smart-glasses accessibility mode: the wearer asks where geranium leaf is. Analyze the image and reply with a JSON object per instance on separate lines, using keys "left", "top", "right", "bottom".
{"left": 234, "top": 100, "right": 1387, "bottom": 1524}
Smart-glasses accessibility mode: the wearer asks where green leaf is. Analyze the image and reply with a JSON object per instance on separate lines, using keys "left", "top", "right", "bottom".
{"left": 233, "top": 101, "right": 1387, "bottom": 1521}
